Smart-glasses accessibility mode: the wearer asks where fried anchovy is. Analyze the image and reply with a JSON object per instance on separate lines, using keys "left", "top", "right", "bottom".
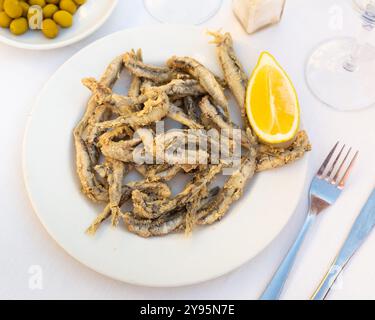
{"left": 86, "top": 181, "right": 172, "bottom": 235}
{"left": 129, "top": 181, "right": 172, "bottom": 198}
{"left": 167, "top": 103, "right": 204, "bottom": 129}
{"left": 132, "top": 164, "right": 223, "bottom": 219}
{"left": 123, "top": 210, "right": 186, "bottom": 238}
{"left": 123, "top": 52, "right": 173, "bottom": 84}
{"left": 166, "top": 56, "right": 230, "bottom": 118}
{"left": 96, "top": 91, "right": 169, "bottom": 130}
{"left": 99, "top": 55, "right": 124, "bottom": 87}
{"left": 208, "top": 31, "right": 248, "bottom": 127}
{"left": 132, "top": 167, "right": 216, "bottom": 219}
{"left": 97, "top": 125, "right": 134, "bottom": 148}
{"left": 81, "top": 82, "right": 144, "bottom": 138}
{"left": 185, "top": 186, "right": 221, "bottom": 235}
{"left": 74, "top": 56, "right": 124, "bottom": 202}
{"left": 133, "top": 129, "right": 210, "bottom": 165}
{"left": 197, "top": 153, "right": 257, "bottom": 225}
{"left": 82, "top": 77, "right": 144, "bottom": 113}
{"left": 146, "top": 79, "right": 206, "bottom": 99}
{"left": 86, "top": 204, "right": 113, "bottom": 235}
{"left": 106, "top": 159, "right": 127, "bottom": 227}
{"left": 100, "top": 137, "right": 142, "bottom": 162}
{"left": 82, "top": 103, "right": 114, "bottom": 144}
{"left": 123, "top": 187, "right": 220, "bottom": 238}
{"left": 128, "top": 49, "right": 143, "bottom": 98}
{"left": 256, "top": 131, "right": 312, "bottom": 172}
{"left": 74, "top": 128, "right": 108, "bottom": 202}
{"left": 198, "top": 96, "right": 250, "bottom": 149}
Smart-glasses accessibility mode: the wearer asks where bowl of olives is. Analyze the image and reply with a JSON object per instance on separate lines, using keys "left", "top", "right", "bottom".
{"left": 0, "top": 0, "right": 117, "bottom": 49}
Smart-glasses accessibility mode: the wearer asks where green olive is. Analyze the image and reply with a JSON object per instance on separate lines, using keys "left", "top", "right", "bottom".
{"left": 42, "top": 18, "right": 58, "bottom": 38}
{"left": 42, "top": 3, "right": 57, "bottom": 18}
{"left": 0, "top": 0, "right": 4, "bottom": 11}
{"left": 9, "top": 16, "right": 28, "bottom": 34}
{"left": 0, "top": 11, "right": 12, "bottom": 27}
{"left": 73, "top": 0, "right": 86, "bottom": 5}
{"left": 28, "top": 0, "right": 45, "bottom": 7}
{"left": 59, "top": 0, "right": 76, "bottom": 14}
{"left": 19, "top": 1, "right": 28, "bottom": 16}
{"left": 4, "top": 0, "right": 23, "bottom": 18}
{"left": 45, "top": 0, "right": 58, "bottom": 4}
{"left": 53, "top": 9, "right": 71, "bottom": 27}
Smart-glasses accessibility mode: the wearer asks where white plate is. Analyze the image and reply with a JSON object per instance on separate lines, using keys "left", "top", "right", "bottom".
{"left": 0, "top": 1, "right": 117, "bottom": 50}
{"left": 23, "top": 26, "right": 309, "bottom": 287}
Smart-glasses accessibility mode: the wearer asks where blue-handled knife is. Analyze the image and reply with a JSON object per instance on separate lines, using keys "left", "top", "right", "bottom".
{"left": 312, "top": 188, "right": 375, "bottom": 300}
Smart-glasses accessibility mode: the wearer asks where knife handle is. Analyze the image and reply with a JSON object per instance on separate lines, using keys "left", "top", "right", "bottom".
{"left": 312, "top": 229, "right": 367, "bottom": 300}
{"left": 311, "top": 258, "right": 344, "bottom": 300}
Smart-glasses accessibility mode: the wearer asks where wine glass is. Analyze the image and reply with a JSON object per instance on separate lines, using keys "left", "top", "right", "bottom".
{"left": 306, "top": 0, "right": 375, "bottom": 111}
{"left": 143, "top": 0, "right": 223, "bottom": 25}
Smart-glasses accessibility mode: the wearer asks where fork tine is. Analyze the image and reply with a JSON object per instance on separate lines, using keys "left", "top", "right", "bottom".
{"left": 332, "top": 147, "right": 352, "bottom": 184}
{"left": 317, "top": 141, "right": 339, "bottom": 177}
{"left": 326, "top": 144, "right": 345, "bottom": 181}
{"left": 338, "top": 151, "right": 359, "bottom": 189}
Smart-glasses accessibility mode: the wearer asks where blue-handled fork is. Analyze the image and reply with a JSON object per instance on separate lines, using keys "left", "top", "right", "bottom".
{"left": 260, "top": 142, "right": 358, "bottom": 300}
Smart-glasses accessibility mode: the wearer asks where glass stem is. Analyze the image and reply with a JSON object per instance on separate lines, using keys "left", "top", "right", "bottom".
{"left": 343, "top": 5, "right": 375, "bottom": 72}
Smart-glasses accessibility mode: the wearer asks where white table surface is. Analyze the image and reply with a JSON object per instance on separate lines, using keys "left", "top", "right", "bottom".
{"left": 1, "top": 0, "right": 375, "bottom": 300}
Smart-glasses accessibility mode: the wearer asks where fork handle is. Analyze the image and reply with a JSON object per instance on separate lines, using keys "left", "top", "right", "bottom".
{"left": 260, "top": 213, "right": 317, "bottom": 300}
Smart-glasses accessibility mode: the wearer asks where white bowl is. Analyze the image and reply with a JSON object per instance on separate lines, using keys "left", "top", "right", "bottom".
{"left": 0, "top": 0, "right": 118, "bottom": 50}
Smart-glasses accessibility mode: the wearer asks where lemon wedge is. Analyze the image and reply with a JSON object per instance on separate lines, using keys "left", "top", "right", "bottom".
{"left": 246, "top": 52, "right": 300, "bottom": 147}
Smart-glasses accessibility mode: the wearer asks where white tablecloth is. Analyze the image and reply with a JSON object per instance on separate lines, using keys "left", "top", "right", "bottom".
{"left": 1, "top": 0, "right": 375, "bottom": 300}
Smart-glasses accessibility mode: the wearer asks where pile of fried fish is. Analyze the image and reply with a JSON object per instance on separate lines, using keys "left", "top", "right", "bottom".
{"left": 73, "top": 31, "right": 311, "bottom": 238}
